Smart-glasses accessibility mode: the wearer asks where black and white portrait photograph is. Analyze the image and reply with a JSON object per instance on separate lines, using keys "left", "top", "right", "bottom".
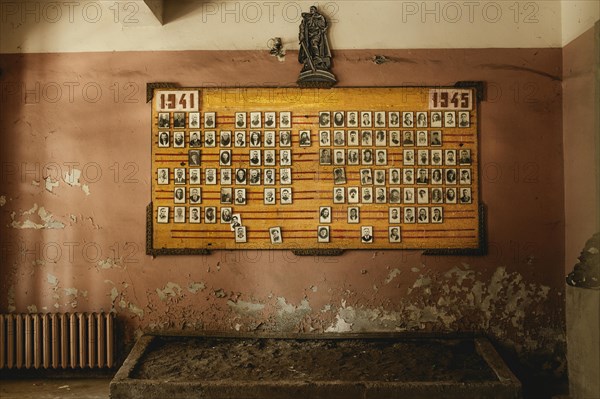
{"left": 189, "top": 150, "right": 201, "bottom": 166}
{"left": 416, "top": 168, "right": 429, "bottom": 184}
{"left": 234, "top": 131, "right": 246, "bottom": 147}
{"left": 416, "top": 112, "right": 428, "bottom": 128}
{"left": 389, "top": 111, "right": 400, "bottom": 128}
{"left": 361, "top": 187, "right": 373, "bottom": 204}
{"left": 220, "top": 187, "right": 232, "bottom": 204}
{"left": 389, "top": 130, "right": 401, "bottom": 147}
{"left": 264, "top": 169, "right": 276, "bottom": 185}
{"left": 348, "top": 130, "right": 359, "bottom": 146}
{"left": 460, "top": 187, "right": 473, "bottom": 203}
{"left": 446, "top": 168, "right": 457, "bottom": 184}
{"left": 432, "top": 207, "right": 443, "bottom": 223}
{"left": 173, "top": 206, "right": 186, "bottom": 223}
{"left": 189, "top": 207, "right": 201, "bottom": 224}
{"left": 333, "top": 187, "right": 345, "bottom": 204}
{"left": 158, "top": 112, "right": 170, "bottom": 128}
{"left": 417, "top": 149, "right": 429, "bottom": 166}
{"left": 431, "top": 150, "right": 443, "bottom": 166}
{"left": 280, "top": 168, "right": 292, "bottom": 185}
{"left": 220, "top": 207, "right": 232, "bottom": 224}
{"left": 234, "top": 188, "right": 247, "bottom": 205}
{"left": 249, "top": 131, "right": 261, "bottom": 147}
{"left": 319, "top": 111, "right": 331, "bottom": 128}
{"left": 362, "top": 149, "right": 373, "bottom": 165}
{"left": 361, "top": 130, "right": 373, "bottom": 146}
{"left": 219, "top": 130, "right": 232, "bottom": 148}
{"left": 299, "top": 130, "right": 311, "bottom": 147}
{"left": 264, "top": 150, "right": 276, "bottom": 166}
{"left": 446, "top": 188, "right": 457, "bottom": 203}
{"left": 374, "top": 169, "right": 386, "bottom": 186}
{"left": 375, "top": 187, "right": 387, "bottom": 204}
{"left": 317, "top": 226, "right": 330, "bottom": 243}
{"left": 189, "top": 187, "right": 202, "bottom": 204}
{"left": 347, "top": 111, "right": 358, "bottom": 128}
{"left": 417, "top": 207, "right": 430, "bottom": 223}
{"left": 157, "top": 206, "right": 169, "bottom": 224}
{"left": 174, "top": 187, "right": 186, "bottom": 204}
{"left": 389, "top": 226, "right": 402, "bottom": 243}
{"left": 235, "top": 226, "right": 247, "bottom": 243}
{"left": 432, "top": 169, "right": 443, "bottom": 184}
{"left": 269, "top": 227, "right": 283, "bottom": 244}
{"left": 374, "top": 111, "right": 386, "bottom": 128}
{"left": 264, "top": 131, "right": 276, "bottom": 147}
{"left": 264, "top": 188, "right": 276, "bottom": 205}
{"left": 416, "top": 130, "right": 428, "bottom": 147}
{"left": 430, "top": 130, "right": 442, "bottom": 146}
{"left": 235, "top": 168, "right": 247, "bottom": 185}
{"left": 249, "top": 168, "right": 262, "bottom": 185}
{"left": 360, "top": 111, "right": 372, "bottom": 128}
{"left": 348, "top": 207, "right": 359, "bottom": 224}
{"left": 375, "top": 130, "right": 387, "bottom": 146}
{"left": 250, "top": 112, "right": 262, "bottom": 128}
{"left": 430, "top": 111, "right": 442, "bottom": 128}
{"left": 219, "top": 150, "right": 231, "bottom": 166}
{"left": 264, "top": 112, "right": 276, "bottom": 128}
{"left": 280, "top": 188, "right": 293, "bottom": 204}
{"left": 444, "top": 111, "right": 456, "bottom": 127}
{"left": 280, "top": 112, "right": 292, "bottom": 128}
{"left": 204, "top": 131, "right": 216, "bottom": 147}
{"left": 389, "top": 168, "right": 401, "bottom": 185}
{"left": 204, "top": 112, "right": 216, "bottom": 128}
{"left": 319, "top": 206, "right": 332, "bottom": 223}
{"left": 402, "top": 130, "right": 414, "bottom": 146}
{"left": 173, "top": 131, "right": 185, "bottom": 148}
{"left": 458, "top": 111, "right": 471, "bottom": 127}
{"left": 333, "top": 130, "right": 345, "bottom": 146}
{"left": 173, "top": 112, "right": 185, "bottom": 128}
{"left": 404, "top": 207, "right": 415, "bottom": 223}
{"left": 417, "top": 188, "right": 429, "bottom": 205}
{"left": 230, "top": 213, "right": 243, "bottom": 235}
{"left": 189, "top": 168, "right": 201, "bottom": 185}
{"left": 347, "top": 149, "right": 359, "bottom": 165}
{"left": 280, "top": 131, "right": 292, "bottom": 147}
{"left": 189, "top": 131, "right": 202, "bottom": 147}
{"left": 431, "top": 188, "right": 443, "bottom": 204}
{"left": 157, "top": 168, "right": 169, "bottom": 185}
{"left": 319, "top": 148, "right": 332, "bottom": 165}
{"left": 459, "top": 149, "right": 472, "bottom": 165}
{"left": 333, "top": 149, "right": 345, "bottom": 165}
{"left": 361, "top": 226, "right": 374, "bottom": 243}
{"left": 333, "top": 111, "right": 345, "bottom": 127}
{"left": 389, "top": 188, "right": 402, "bottom": 204}
{"left": 319, "top": 130, "right": 331, "bottom": 146}
{"left": 333, "top": 167, "right": 346, "bottom": 184}
{"left": 360, "top": 169, "right": 373, "bottom": 185}
{"left": 403, "top": 168, "right": 414, "bottom": 184}
{"left": 220, "top": 168, "right": 232, "bottom": 185}
{"left": 235, "top": 112, "right": 247, "bottom": 128}
{"left": 249, "top": 149, "right": 261, "bottom": 166}
{"left": 445, "top": 149, "right": 457, "bottom": 165}
{"left": 173, "top": 168, "right": 186, "bottom": 184}
{"left": 158, "top": 131, "right": 170, "bottom": 148}
{"left": 460, "top": 168, "right": 472, "bottom": 184}
{"left": 402, "top": 187, "right": 415, "bottom": 204}
{"left": 280, "top": 150, "right": 292, "bottom": 166}
{"left": 375, "top": 149, "right": 387, "bottom": 165}
{"left": 402, "top": 112, "right": 414, "bottom": 128}
{"left": 204, "top": 206, "right": 216, "bottom": 224}
{"left": 389, "top": 207, "right": 401, "bottom": 224}
{"left": 347, "top": 187, "right": 360, "bottom": 204}
{"left": 403, "top": 149, "right": 415, "bottom": 166}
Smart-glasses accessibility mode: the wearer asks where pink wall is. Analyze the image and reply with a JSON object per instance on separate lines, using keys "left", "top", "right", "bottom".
{"left": 0, "top": 48, "right": 565, "bottom": 378}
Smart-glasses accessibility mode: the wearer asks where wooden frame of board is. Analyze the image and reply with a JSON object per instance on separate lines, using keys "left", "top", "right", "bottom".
{"left": 146, "top": 83, "right": 485, "bottom": 256}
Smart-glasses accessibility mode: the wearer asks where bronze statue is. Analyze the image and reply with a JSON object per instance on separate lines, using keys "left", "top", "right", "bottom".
{"left": 297, "top": 6, "right": 336, "bottom": 87}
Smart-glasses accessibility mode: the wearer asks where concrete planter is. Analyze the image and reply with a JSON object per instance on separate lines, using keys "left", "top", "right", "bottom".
{"left": 566, "top": 284, "right": 600, "bottom": 399}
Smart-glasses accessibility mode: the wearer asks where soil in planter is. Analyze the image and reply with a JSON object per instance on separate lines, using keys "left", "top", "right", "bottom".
{"left": 131, "top": 337, "right": 497, "bottom": 383}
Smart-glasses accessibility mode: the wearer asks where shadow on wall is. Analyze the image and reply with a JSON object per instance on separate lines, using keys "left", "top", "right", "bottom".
{"left": 163, "top": 0, "right": 210, "bottom": 24}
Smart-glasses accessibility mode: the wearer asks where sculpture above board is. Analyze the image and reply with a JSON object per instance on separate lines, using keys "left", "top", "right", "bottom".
{"left": 297, "top": 6, "right": 337, "bottom": 88}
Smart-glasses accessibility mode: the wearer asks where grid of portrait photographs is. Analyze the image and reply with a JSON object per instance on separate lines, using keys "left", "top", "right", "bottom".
{"left": 155, "top": 108, "right": 475, "bottom": 246}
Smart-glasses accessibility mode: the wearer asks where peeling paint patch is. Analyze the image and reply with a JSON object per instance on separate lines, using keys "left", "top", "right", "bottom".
{"left": 156, "top": 282, "right": 183, "bottom": 300}
{"left": 45, "top": 177, "right": 59, "bottom": 193}
{"left": 385, "top": 268, "right": 401, "bottom": 284}
{"left": 27, "top": 305, "right": 38, "bottom": 313}
{"left": 0, "top": 195, "right": 6, "bottom": 207}
{"left": 64, "top": 169, "right": 82, "bottom": 186}
{"left": 228, "top": 299, "right": 265, "bottom": 314}
{"left": 82, "top": 184, "right": 91, "bottom": 195}
{"left": 325, "top": 314, "right": 353, "bottom": 332}
{"left": 187, "top": 282, "right": 206, "bottom": 293}
{"left": 11, "top": 205, "right": 65, "bottom": 229}
{"left": 97, "top": 257, "right": 121, "bottom": 270}
{"left": 128, "top": 304, "right": 144, "bottom": 319}
{"left": 277, "top": 297, "right": 311, "bottom": 315}
{"left": 32, "top": 180, "right": 40, "bottom": 187}
{"left": 7, "top": 285, "right": 16, "bottom": 313}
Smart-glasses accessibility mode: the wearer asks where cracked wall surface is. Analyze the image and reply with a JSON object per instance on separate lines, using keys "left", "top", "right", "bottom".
{"left": 0, "top": 48, "right": 565, "bottom": 383}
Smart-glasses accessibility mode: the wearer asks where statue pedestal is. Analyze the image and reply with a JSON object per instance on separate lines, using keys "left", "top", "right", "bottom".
{"left": 297, "top": 70, "right": 337, "bottom": 88}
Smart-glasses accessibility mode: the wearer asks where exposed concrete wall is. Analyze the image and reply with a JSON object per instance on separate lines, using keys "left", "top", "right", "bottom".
{"left": 0, "top": 48, "right": 565, "bottom": 382}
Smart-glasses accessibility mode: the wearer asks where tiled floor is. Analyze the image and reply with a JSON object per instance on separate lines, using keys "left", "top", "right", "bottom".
{"left": 0, "top": 379, "right": 111, "bottom": 399}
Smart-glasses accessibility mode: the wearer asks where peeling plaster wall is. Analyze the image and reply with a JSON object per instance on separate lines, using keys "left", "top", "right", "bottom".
{"left": 0, "top": 48, "right": 565, "bottom": 380}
